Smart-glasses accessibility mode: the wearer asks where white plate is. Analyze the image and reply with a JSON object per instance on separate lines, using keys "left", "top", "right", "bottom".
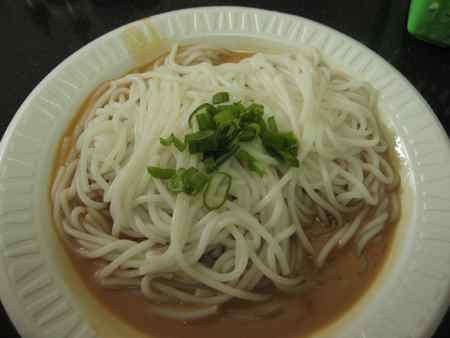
{"left": 1, "top": 6, "right": 449, "bottom": 338}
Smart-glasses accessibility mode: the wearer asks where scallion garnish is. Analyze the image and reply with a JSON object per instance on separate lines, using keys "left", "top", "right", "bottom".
{"left": 240, "top": 103, "right": 264, "bottom": 126}
{"left": 216, "top": 122, "right": 239, "bottom": 148}
{"left": 213, "top": 109, "right": 236, "bottom": 125}
{"left": 204, "top": 158, "right": 217, "bottom": 173}
{"left": 185, "top": 94, "right": 299, "bottom": 171}
{"left": 148, "top": 93, "right": 300, "bottom": 208}
{"left": 236, "top": 150, "right": 265, "bottom": 176}
{"left": 167, "top": 169, "right": 185, "bottom": 193}
{"left": 267, "top": 116, "right": 278, "bottom": 132}
{"left": 203, "top": 172, "right": 232, "bottom": 210}
{"left": 160, "top": 134, "right": 186, "bottom": 151}
{"left": 185, "top": 130, "right": 217, "bottom": 154}
{"left": 163, "top": 167, "right": 209, "bottom": 195}
{"left": 238, "top": 124, "right": 259, "bottom": 142}
{"left": 212, "top": 92, "right": 230, "bottom": 104}
{"left": 196, "top": 112, "right": 215, "bottom": 131}
{"left": 248, "top": 161, "right": 265, "bottom": 176}
{"left": 261, "top": 131, "right": 299, "bottom": 167}
{"left": 188, "top": 103, "right": 215, "bottom": 128}
{"left": 147, "top": 166, "right": 177, "bottom": 179}
{"left": 214, "top": 144, "right": 240, "bottom": 167}
{"left": 179, "top": 167, "right": 209, "bottom": 195}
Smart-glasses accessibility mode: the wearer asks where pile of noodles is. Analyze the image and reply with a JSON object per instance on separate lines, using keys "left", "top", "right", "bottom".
{"left": 52, "top": 44, "right": 399, "bottom": 320}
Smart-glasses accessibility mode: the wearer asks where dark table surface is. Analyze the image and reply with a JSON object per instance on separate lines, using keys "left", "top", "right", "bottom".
{"left": 1, "top": 0, "right": 449, "bottom": 337}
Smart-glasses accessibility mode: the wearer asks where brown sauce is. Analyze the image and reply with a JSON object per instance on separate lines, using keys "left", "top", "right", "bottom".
{"left": 65, "top": 227, "right": 394, "bottom": 338}
{"left": 51, "top": 48, "right": 398, "bottom": 338}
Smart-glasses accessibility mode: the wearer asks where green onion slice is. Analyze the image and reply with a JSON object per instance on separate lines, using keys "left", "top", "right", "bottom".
{"left": 248, "top": 160, "right": 265, "bottom": 176}
{"left": 261, "top": 132, "right": 299, "bottom": 168}
{"left": 215, "top": 144, "right": 240, "bottom": 167}
{"left": 238, "top": 123, "right": 260, "bottom": 142}
{"left": 240, "top": 103, "right": 264, "bottom": 125}
{"left": 213, "top": 109, "right": 236, "bottom": 125}
{"left": 147, "top": 166, "right": 176, "bottom": 179}
{"left": 204, "top": 157, "right": 217, "bottom": 173}
{"left": 167, "top": 170, "right": 185, "bottom": 193}
{"left": 188, "top": 103, "right": 215, "bottom": 128}
{"left": 203, "top": 172, "right": 232, "bottom": 210}
{"left": 196, "top": 112, "right": 215, "bottom": 131}
{"left": 212, "top": 92, "right": 230, "bottom": 104}
{"left": 166, "top": 167, "right": 209, "bottom": 195}
{"left": 216, "top": 122, "right": 239, "bottom": 147}
{"left": 160, "top": 134, "right": 186, "bottom": 151}
{"left": 180, "top": 167, "right": 209, "bottom": 195}
{"left": 278, "top": 150, "right": 300, "bottom": 167}
{"left": 185, "top": 130, "right": 217, "bottom": 154}
{"left": 161, "top": 93, "right": 300, "bottom": 180}
{"left": 236, "top": 150, "right": 265, "bottom": 176}
{"left": 267, "top": 116, "right": 278, "bottom": 132}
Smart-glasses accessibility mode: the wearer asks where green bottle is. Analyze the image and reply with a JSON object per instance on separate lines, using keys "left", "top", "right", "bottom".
{"left": 407, "top": 0, "right": 450, "bottom": 46}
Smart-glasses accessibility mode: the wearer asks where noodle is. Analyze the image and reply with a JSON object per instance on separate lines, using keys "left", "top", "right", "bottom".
{"left": 52, "top": 44, "right": 400, "bottom": 320}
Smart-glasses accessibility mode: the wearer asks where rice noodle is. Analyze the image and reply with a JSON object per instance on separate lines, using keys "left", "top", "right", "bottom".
{"left": 52, "top": 44, "right": 399, "bottom": 320}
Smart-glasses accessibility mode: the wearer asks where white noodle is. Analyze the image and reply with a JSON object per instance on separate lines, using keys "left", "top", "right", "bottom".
{"left": 52, "top": 44, "right": 399, "bottom": 320}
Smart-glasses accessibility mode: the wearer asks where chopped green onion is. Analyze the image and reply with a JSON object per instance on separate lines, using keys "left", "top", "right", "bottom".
{"left": 238, "top": 123, "right": 260, "bottom": 142}
{"left": 236, "top": 149, "right": 253, "bottom": 163}
{"left": 149, "top": 92, "right": 303, "bottom": 206}
{"left": 215, "top": 102, "right": 245, "bottom": 118}
{"left": 160, "top": 136, "right": 172, "bottom": 146}
{"left": 246, "top": 103, "right": 264, "bottom": 115}
{"left": 203, "top": 172, "right": 232, "bottom": 210}
{"left": 216, "top": 122, "right": 239, "bottom": 147}
{"left": 147, "top": 166, "right": 176, "bottom": 179}
{"left": 212, "top": 92, "right": 230, "bottom": 104}
{"left": 167, "top": 169, "right": 185, "bottom": 193}
{"left": 188, "top": 103, "right": 215, "bottom": 128}
{"left": 166, "top": 167, "right": 209, "bottom": 195}
{"left": 213, "top": 109, "right": 236, "bottom": 125}
{"left": 248, "top": 123, "right": 261, "bottom": 134}
{"left": 160, "top": 134, "right": 186, "bottom": 151}
{"left": 261, "top": 130, "right": 299, "bottom": 167}
{"left": 180, "top": 167, "right": 209, "bottom": 195}
{"left": 236, "top": 150, "right": 265, "bottom": 176}
{"left": 262, "top": 131, "right": 298, "bottom": 150}
{"left": 185, "top": 130, "right": 217, "bottom": 153}
{"left": 281, "top": 131, "right": 298, "bottom": 147}
{"left": 248, "top": 160, "right": 265, "bottom": 176}
{"left": 215, "top": 144, "right": 240, "bottom": 167}
{"left": 160, "top": 93, "right": 300, "bottom": 185}
{"left": 238, "top": 128, "right": 256, "bottom": 142}
{"left": 240, "top": 103, "right": 264, "bottom": 125}
{"left": 279, "top": 150, "right": 300, "bottom": 167}
{"left": 257, "top": 118, "right": 268, "bottom": 133}
{"left": 204, "top": 157, "right": 217, "bottom": 173}
{"left": 196, "top": 112, "right": 215, "bottom": 131}
{"left": 267, "top": 116, "right": 278, "bottom": 132}
{"left": 232, "top": 102, "right": 246, "bottom": 117}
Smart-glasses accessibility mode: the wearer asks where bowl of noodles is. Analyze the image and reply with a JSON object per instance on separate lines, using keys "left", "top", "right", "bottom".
{"left": 1, "top": 6, "right": 449, "bottom": 338}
